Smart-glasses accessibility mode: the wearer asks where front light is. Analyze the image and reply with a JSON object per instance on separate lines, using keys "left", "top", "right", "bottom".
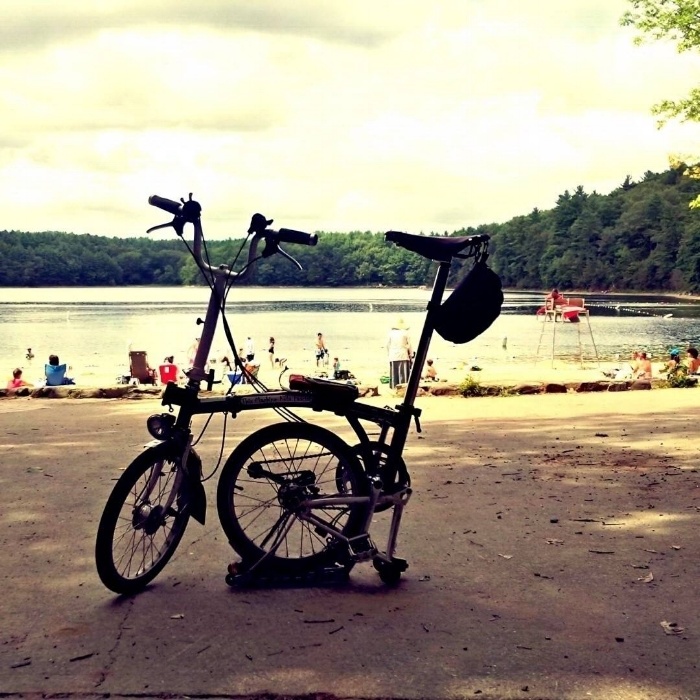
{"left": 146, "top": 413, "right": 176, "bottom": 440}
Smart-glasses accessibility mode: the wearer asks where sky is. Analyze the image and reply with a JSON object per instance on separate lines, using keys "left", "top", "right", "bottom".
{"left": 2, "top": 0, "right": 700, "bottom": 240}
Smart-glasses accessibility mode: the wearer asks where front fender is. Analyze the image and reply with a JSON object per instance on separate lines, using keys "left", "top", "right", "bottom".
{"left": 145, "top": 440, "right": 207, "bottom": 526}
{"left": 183, "top": 448, "right": 206, "bottom": 526}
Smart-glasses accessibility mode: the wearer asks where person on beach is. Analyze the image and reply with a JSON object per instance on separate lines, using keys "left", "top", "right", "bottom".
{"left": 686, "top": 347, "right": 700, "bottom": 374}
{"left": 268, "top": 337, "right": 275, "bottom": 368}
{"left": 664, "top": 350, "right": 681, "bottom": 375}
{"left": 422, "top": 358, "right": 438, "bottom": 381}
{"left": 45, "top": 354, "right": 75, "bottom": 385}
{"left": 610, "top": 351, "right": 640, "bottom": 380}
{"left": 25, "top": 348, "right": 34, "bottom": 361}
{"left": 187, "top": 338, "right": 200, "bottom": 367}
{"left": 633, "top": 352, "right": 652, "bottom": 380}
{"left": 158, "top": 355, "right": 180, "bottom": 384}
{"left": 387, "top": 318, "right": 413, "bottom": 389}
{"left": 245, "top": 336, "right": 255, "bottom": 362}
{"left": 315, "top": 333, "right": 328, "bottom": 367}
{"left": 7, "top": 368, "right": 32, "bottom": 390}
{"left": 546, "top": 288, "right": 566, "bottom": 306}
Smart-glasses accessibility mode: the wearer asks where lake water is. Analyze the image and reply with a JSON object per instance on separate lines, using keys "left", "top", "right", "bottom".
{"left": 2, "top": 286, "right": 700, "bottom": 387}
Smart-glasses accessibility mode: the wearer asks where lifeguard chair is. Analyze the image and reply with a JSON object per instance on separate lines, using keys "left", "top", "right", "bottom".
{"left": 535, "top": 294, "right": 599, "bottom": 367}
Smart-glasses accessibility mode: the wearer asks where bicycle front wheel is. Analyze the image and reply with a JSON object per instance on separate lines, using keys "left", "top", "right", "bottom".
{"left": 217, "top": 422, "right": 368, "bottom": 574}
{"left": 95, "top": 445, "right": 192, "bottom": 595}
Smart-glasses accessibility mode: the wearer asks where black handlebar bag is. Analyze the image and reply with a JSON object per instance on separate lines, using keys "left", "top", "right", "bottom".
{"left": 433, "top": 258, "right": 503, "bottom": 344}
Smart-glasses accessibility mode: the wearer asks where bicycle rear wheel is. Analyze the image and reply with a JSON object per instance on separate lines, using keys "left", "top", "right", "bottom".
{"left": 95, "top": 444, "right": 193, "bottom": 595}
{"left": 217, "top": 422, "right": 368, "bottom": 575}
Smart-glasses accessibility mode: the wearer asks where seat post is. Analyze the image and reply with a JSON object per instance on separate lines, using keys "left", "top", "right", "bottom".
{"left": 400, "top": 260, "right": 452, "bottom": 408}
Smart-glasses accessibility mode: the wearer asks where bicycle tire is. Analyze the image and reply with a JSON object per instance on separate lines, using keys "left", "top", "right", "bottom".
{"left": 95, "top": 444, "right": 192, "bottom": 595}
{"left": 217, "top": 422, "right": 368, "bottom": 574}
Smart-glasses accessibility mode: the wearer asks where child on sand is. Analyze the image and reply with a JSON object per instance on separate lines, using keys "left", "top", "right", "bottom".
{"left": 7, "top": 368, "right": 32, "bottom": 390}
{"left": 422, "top": 359, "right": 438, "bottom": 381}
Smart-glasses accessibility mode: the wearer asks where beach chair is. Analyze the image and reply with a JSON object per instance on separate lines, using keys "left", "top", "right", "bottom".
{"left": 158, "top": 363, "right": 179, "bottom": 385}
{"left": 566, "top": 297, "right": 588, "bottom": 318}
{"left": 240, "top": 363, "right": 260, "bottom": 385}
{"left": 227, "top": 371, "right": 243, "bottom": 387}
{"left": 45, "top": 363, "right": 68, "bottom": 386}
{"left": 129, "top": 351, "right": 157, "bottom": 385}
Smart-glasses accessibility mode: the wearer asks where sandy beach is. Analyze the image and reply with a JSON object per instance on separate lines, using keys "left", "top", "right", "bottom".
{"left": 1, "top": 384, "right": 699, "bottom": 699}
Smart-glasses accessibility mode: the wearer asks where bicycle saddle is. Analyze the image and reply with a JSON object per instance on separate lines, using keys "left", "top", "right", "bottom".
{"left": 386, "top": 230, "right": 489, "bottom": 262}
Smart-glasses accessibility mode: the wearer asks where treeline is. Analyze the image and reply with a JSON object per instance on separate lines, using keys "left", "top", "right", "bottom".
{"left": 0, "top": 232, "right": 186, "bottom": 286}
{"left": 2, "top": 165, "right": 700, "bottom": 291}
{"left": 486, "top": 166, "right": 700, "bottom": 292}
{"left": 178, "top": 231, "right": 438, "bottom": 287}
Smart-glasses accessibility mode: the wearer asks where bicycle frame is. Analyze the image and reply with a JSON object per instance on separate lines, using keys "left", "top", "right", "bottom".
{"left": 96, "top": 194, "right": 492, "bottom": 593}
{"left": 147, "top": 194, "right": 487, "bottom": 576}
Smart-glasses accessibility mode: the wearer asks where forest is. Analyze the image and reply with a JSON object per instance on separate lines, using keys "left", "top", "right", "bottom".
{"left": 2, "top": 164, "right": 700, "bottom": 292}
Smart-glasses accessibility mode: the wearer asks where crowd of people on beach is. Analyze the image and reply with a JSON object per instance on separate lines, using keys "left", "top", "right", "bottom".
{"left": 9, "top": 328, "right": 700, "bottom": 396}
{"left": 5, "top": 323, "right": 445, "bottom": 394}
{"left": 604, "top": 346, "right": 700, "bottom": 381}
{"left": 6, "top": 351, "right": 76, "bottom": 392}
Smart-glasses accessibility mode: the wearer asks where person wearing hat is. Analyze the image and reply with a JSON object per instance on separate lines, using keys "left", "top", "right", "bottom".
{"left": 664, "top": 349, "right": 681, "bottom": 376}
{"left": 386, "top": 318, "right": 413, "bottom": 389}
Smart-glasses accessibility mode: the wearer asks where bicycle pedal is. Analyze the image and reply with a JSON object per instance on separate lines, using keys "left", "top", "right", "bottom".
{"left": 347, "top": 534, "right": 377, "bottom": 562}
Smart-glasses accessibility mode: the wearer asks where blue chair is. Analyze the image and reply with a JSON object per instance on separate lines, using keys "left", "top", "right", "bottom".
{"left": 227, "top": 371, "right": 243, "bottom": 387}
{"left": 45, "top": 363, "right": 68, "bottom": 386}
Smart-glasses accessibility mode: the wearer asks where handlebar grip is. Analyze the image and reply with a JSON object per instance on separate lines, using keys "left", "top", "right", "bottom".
{"left": 148, "top": 195, "right": 182, "bottom": 215}
{"left": 277, "top": 228, "right": 318, "bottom": 246}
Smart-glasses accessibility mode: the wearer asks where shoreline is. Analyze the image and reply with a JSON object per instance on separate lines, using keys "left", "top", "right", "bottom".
{"left": 1, "top": 360, "right": 678, "bottom": 401}
{"left": 3, "top": 284, "right": 694, "bottom": 395}
{"left": 2, "top": 282, "right": 700, "bottom": 297}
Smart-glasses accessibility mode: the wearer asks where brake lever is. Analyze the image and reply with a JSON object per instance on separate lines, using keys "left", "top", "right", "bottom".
{"left": 146, "top": 221, "right": 173, "bottom": 234}
{"left": 261, "top": 239, "right": 303, "bottom": 270}
{"left": 146, "top": 217, "right": 186, "bottom": 236}
{"left": 278, "top": 246, "right": 302, "bottom": 270}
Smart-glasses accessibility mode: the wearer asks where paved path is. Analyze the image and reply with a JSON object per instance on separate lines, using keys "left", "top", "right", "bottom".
{"left": 1, "top": 392, "right": 699, "bottom": 700}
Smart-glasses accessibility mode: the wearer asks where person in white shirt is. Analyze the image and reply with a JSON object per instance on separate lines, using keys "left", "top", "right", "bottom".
{"left": 386, "top": 319, "right": 413, "bottom": 389}
{"left": 245, "top": 336, "right": 255, "bottom": 362}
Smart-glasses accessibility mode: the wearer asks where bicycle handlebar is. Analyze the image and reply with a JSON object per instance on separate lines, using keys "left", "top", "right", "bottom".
{"left": 148, "top": 194, "right": 182, "bottom": 216}
{"left": 147, "top": 194, "right": 317, "bottom": 280}
{"left": 278, "top": 228, "right": 318, "bottom": 246}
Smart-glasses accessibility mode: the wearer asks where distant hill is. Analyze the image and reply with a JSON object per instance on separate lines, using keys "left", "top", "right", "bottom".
{"left": 2, "top": 165, "right": 700, "bottom": 291}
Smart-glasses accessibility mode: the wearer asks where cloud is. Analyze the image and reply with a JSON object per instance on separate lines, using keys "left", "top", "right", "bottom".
{"left": 0, "top": 0, "right": 699, "bottom": 239}
{"left": 0, "top": 0, "right": 409, "bottom": 53}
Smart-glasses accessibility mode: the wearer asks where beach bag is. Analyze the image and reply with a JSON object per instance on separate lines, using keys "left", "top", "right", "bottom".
{"left": 433, "top": 258, "right": 503, "bottom": 344}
